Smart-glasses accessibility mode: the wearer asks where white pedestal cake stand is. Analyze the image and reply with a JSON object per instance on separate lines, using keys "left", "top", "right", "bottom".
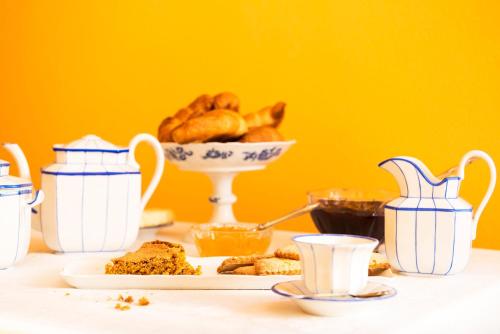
{"left": 162, "top": 141, "right": 295, "bottom": 223}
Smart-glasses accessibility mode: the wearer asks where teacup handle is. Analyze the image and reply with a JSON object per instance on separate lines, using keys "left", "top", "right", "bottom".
{"left": 128, "top": 133, "right": 165, "bottom": 212}
{"left": 458, "top": 150, "right": 496, "bottom": 240}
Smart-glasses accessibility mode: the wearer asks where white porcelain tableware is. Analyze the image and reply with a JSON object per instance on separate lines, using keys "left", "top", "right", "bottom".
{"left": 162, "top": 141, "right": 295, "bottom": 223}
{"left": 379, "top": 150, "right": 496, "bottom": 275}
{"left": 293, "top": 234, "right": 378, "bottom": 295}
{"left": 0, "top": 144, "right": 44, "bottom": 269}
{"left": 61, "top": 256, "right": 300, "bottom": 290}
{"left": 271, "top": 280, "right": 396, "bottom": 317}
{"left": 9, "top": 134, "right": 165, "bottom": 253}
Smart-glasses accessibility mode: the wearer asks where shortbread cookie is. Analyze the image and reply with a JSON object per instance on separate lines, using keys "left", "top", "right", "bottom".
{"left": 232, "top": 266, "right": 256, "bottom": 275}
{"left": 369, "top": 252, "right": 391, "bottom": 276}
{"left": 216, "top": 255, "right": 272, "bottom": 273}
{"left": 274, "top": 244, "right": 300, "bottom": 260}
{"left": 254, "top": 257, "right": 301, "bottom": 275}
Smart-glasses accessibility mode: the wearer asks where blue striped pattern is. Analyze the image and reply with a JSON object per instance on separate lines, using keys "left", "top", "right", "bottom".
{"left": 0, "top": 183, "right": 32, "bottom": 189}
{"left": 42, "top": 170, "right": 140, "bottom": 176}
{"left": 444, "top": 200, "right": 457, "bottom": 275}
{"left": 431, "top": 198, "right": 437, "bottom": 274}
{"left": 12, "top": 194, "right": 22, "bottom": 264}
{"left": 0, "top": 189, "right": 32, "bottom": 197}
{"left": 385, "top": 205, "right": 472, "bottom": 212}
{"left": 53, "top": 147, "right": 129, "bottom": 153}
{"left": 414, "top": 198, "right": 421, "bottom": 273}
{"left": 271, "top": 281, "right": 397, "bottom": 302}
{"left": 99, "top": 165, "right": 111, "bottom": 252}
{"left": 118, "top": 176, "right": 131, "bottom": 251}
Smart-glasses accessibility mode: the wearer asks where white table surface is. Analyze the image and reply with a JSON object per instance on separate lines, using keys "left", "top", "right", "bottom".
{"left": 1, "top": 222, "right": 500, "bottom": 334}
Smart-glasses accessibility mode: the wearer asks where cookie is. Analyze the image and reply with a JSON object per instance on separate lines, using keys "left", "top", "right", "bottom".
{"left": 254, "top": 257, "right": 301, "bottom": 275}
{"left": 216, "top": 255, "right": 272, "bottom": 273}
{"left": 274, "top": 244, "right": 300, "bottom": 260}
{"left": 369, "top": 252, "right": 391, "bottom": 276}
{"left": 232, "top": 266, "right": 256, "bottom": 275}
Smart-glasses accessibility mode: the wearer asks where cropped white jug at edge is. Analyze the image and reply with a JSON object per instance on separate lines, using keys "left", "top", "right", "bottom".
{"left": 0, "top": 144, "right": 44, "bottom": 268}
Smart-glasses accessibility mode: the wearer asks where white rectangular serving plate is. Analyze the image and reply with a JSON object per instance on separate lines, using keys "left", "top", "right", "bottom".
{"left": 61, "top": 256, "right": 301, "bottom": 290}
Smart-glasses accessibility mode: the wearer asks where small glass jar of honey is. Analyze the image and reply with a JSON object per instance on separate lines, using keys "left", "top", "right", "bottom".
{"left": 191, "top": 223, "right": 272, "bottom": 257}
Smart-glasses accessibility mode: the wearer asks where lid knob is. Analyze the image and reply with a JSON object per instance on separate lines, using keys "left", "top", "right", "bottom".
{"left": 82, "top": 134, "right": 101, "bottom": 141}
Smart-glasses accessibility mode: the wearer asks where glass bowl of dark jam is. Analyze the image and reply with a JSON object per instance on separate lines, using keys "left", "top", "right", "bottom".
{"left": 308, "top": 188, "right": 394, "bottom": 244}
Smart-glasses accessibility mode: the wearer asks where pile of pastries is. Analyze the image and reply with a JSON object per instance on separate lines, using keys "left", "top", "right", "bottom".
{"left": 158, "top": 92, "right": 286, "bottom": 144}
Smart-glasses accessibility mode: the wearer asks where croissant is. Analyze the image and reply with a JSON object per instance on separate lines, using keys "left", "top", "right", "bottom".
{"left": 158, "top": 107, "right": 200, "bottom": 142}
{"left": 172, "top": 109, "right": 248, "bottom": 144}
{"left": 213, "top": 92, "right": 239, "bottom": 111}
{"left": 244, "top": 102, "right": 285, "bottom": 129}
{"left": 240, "top": 126, "right": 284, "bottom": 143}
{"left": 188, "top": 94, "right": 214, "bottom": 116}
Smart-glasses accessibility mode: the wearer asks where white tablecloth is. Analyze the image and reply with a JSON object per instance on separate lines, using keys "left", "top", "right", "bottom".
{"left": 1, "top": 223, "right": 500, "bottom": 334}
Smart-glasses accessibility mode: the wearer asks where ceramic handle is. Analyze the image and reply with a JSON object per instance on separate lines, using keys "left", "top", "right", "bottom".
{"left": 29, "top": 190, "right": 45, "bottom": 232}
{"left": 27, "top": 190, "right": 44, "bottom": 208}
{"left": 458, "top": 150, "right": 496, "bottom": 240}
{"left": 128, "top": 133, "right": 165, "bottom": 212}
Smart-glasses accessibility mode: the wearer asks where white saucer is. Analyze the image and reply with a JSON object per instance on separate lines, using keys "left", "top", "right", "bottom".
{"left": 272, "top": 280, "right": 397, "bottom": 317}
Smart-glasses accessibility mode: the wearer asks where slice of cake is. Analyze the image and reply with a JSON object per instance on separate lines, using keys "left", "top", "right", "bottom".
{"left": 105, "top": 240, "right": 201, "bottom": 275}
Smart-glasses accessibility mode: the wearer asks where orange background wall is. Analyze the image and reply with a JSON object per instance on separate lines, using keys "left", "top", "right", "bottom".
{"left": 1, "top": 1, "right": 499, "bottom": 249}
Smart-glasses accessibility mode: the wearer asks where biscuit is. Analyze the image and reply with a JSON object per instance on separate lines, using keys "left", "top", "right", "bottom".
{"left": 254, "top": 257, "right": 301, "bottom": 276}
{"left": 216, "top": 255, "right": 272, "bottom": 273}
{"left": 274, "top": 244, "right": 300, "bottom": 260}
{"left": 232, "top": 266, "right": 256, "bottom": 275}
{"left": 369, "top": 252, "right": 391, "bottom": 276}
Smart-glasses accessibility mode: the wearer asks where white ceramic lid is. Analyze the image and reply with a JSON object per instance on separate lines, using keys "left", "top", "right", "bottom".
{"left": 0, "top": 160, "right": 32, "bottom": 194}
{"left": 51, "top": 135, "right": 130, "bottom": 165}
{"left": 53, "top": 135, "right": 128, "bottom": 153}
{"left": 0, "top": 160, "right": 10, "bottom": 177}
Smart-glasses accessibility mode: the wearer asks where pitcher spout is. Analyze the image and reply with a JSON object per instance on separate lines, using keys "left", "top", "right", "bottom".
{"left": 379, "top": 156, "right": 461, "bottom": 198}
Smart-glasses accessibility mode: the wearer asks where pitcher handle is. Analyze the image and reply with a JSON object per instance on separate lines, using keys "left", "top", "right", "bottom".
{"left": 458, "top": 150, "right": 496, "bottom": 240}
{"left": 128, "top": 133, "right": 165, "bottom": 212}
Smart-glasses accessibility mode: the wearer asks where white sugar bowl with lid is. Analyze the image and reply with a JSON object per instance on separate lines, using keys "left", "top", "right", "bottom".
{"left": 0, "top": 145, "right": 44, "bottom": 268}
{"left": 13, "top": 134, "right": 165, "bottom": 253}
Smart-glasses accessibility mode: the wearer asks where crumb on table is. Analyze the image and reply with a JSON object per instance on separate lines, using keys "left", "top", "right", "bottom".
{"left": 138, "top": 296, "right": 150, "bottom": 306}
{"left": 115, "top": 303, "right": 130, "bottom": 311}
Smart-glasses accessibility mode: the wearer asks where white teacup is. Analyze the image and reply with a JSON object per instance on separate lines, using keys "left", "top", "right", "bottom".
{"left": 293, "top": 234, "right": 378, "bottom": 295}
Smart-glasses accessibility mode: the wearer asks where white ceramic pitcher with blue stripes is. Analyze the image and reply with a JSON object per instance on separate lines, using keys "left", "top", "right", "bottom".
{"left": 379, "top": 151, "right": 496, "bottom": 275}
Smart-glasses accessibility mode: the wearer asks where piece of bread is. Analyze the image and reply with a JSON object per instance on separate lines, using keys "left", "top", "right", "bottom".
{"left": 239, "top": 126, "right": 284, "bottom": 143}
{"left": 105, "top": 240, "right": 201, "bottom": 275}
{"left": 213, "top": 92, "right": 239, "bottom": 111}
{"left": 274, "top": 244, "right": 300, "bottom": 260}
{"left": 244, "top": 102, "right": 285, "bottom": 129}
{"left": 172, "top": 109, "right": 248, "bottom": 144}
{"left": 254, "top": 257, "right": 301, "bottom": 275}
